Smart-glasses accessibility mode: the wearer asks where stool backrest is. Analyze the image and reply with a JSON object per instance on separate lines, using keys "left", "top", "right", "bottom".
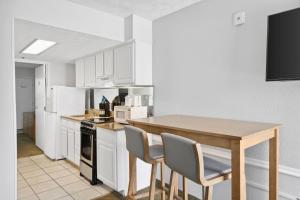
{"left": 124, "top": 125, "right": 150, "bottom": 162}
{"left": 161, "top": 133, "right": 205, "bottom": 184}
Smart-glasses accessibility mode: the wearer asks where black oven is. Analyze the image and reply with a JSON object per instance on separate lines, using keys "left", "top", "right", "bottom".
{"left": 80, "top": 124, "right": 98, "bottom": 185}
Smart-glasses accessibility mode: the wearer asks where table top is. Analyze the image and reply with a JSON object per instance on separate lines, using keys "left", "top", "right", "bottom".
{"left": 129, "top": 115, "right": 280, "bottom": 140}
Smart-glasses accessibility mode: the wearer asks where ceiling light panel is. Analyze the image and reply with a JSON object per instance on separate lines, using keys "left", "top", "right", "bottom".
{"left": 22, "top": 39, "right": 56, "bottom": 55}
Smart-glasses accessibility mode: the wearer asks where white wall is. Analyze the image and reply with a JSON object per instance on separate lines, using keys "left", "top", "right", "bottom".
{"left": 0, "top": 0, "right": 17, "bottom": 199}
{"left": 153, "top": 0, "right": 300, "bottom": 199}
{"left": 15, "top": 68, "right": 35, "bottom": 130}
{"left": 47, "top": 63, "right": 76, "bottom": 87}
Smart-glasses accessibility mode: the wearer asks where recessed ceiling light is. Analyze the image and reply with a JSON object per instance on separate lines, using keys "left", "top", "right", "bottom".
{"left": 21, "top": 39, "right": 56, "bottom": 55}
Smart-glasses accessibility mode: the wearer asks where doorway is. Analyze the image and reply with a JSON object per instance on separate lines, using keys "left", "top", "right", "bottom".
{"left": 16, "top": 61, "right": 45, "bottom": 158}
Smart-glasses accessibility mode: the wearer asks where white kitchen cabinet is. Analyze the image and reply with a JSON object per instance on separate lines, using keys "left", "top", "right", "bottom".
{"left": 61, "top": 126, "right": 68, "bottom": 158}
{"left": 114, "top": 42, "right": 134, "bottom": 85}
{"left": 84, "top": 56, "right": 96, "bottom": 87}
{"left": 75, "top": 59, "right": 85, "bottom": 87}
{"left": 67, "top": 128, "right": 75, "bottom": 162}
{"left": 97, "top": 127, "right": 151, "bottom": 196}
{"left": 104, "top": 49, "right": 114, "bottom": 78}
{"left": 61, "top": 119, "right": 81, "bottom": 166}
{"left": 95, "top": 52, "right": 104, "bottom": 79}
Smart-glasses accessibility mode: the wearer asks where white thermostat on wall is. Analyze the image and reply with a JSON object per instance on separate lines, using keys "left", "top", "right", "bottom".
{"left": 233, "top": 11, "right": 246, "bottom": 26}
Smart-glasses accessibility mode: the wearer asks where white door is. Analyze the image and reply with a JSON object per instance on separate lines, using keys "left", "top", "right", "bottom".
{"left": 114, "top": 43, "right": 134, "bottom": 85}
{"left": 15, "top": 78, "right": 34, "bottom": 129}
{"left": 35, "top": 65, "right": 46, "bottom": 150}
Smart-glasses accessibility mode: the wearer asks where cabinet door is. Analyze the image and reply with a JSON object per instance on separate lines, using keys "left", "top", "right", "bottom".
{"left": 104, "top": 49, "right": 114, "bottom": 78}
{"left": 75, "top": 59, "right": 85, "bottom": 87}
{"left": 61, "top": 126, "right": 68, "bottom": 158}
{"left": 97, "top": 141, "right": 117, "bottom": 189}
{"left": 74, "top": 129, "right": 81, "bottom": 166}
{"left": 114, "top": 43, "right": 134, "bottom": 85}
{"left": 95, "top": 52, "right": 104, "bottom": 79}
{"left": 84, "top": 56, "right": 96, "bottom": 87}
{"left": 67, "top": 129, "right": 75, "bottom": 163}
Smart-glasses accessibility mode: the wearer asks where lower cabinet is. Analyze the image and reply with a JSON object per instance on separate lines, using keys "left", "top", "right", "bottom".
{"left": 97, "top": 127, "right": 151, "bottom": 196}
{"left": 61, "top": 119, "right": 81, "bottom": 166}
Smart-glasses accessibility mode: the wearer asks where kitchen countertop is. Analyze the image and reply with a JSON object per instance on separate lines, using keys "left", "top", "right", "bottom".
{"left": 61, "top": 115, "right": 125, "bottom": 131}
{"left": 96, "top": 122, "right": 125, "bottom": 131}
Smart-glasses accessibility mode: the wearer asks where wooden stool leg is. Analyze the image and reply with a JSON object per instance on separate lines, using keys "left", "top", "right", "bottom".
{"left": 161, "top": 162, "right": 166, "bottom": 200}
{"left": 183, "top": 177, "right": 188, "bottom": 200}
{"left": 127, "top": 153, "right": 137, "bottom": 199}
{"left": 168, "top": 170, "right": 177, "bottom": 200}
{"left": 204, "top": 186, "right": 213, "bottom": 200}
{"left": 149, "top": 162, "right": 158, "bottom": 200}
{"left": 174, "top": 173, "right": 179, "bottom": 197}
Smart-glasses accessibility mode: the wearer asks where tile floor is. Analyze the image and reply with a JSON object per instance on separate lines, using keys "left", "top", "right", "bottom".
{"left": 17, "top": 154, "right": 113, "bottom": 200}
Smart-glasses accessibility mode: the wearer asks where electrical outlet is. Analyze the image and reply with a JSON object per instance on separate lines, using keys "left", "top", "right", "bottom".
{"left": 233, "top": 11, "right": 246, "bottom": 26}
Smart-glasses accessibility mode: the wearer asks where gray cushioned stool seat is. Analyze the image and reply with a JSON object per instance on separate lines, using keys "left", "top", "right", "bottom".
{"left": 203, "top": 156, "right": 231, "bottom": 180}
{"left": 149, "top": 145, "right": 164, "bottom": 160}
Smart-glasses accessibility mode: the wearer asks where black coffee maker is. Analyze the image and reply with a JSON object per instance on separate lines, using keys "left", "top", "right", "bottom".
{"left": 99, "top": 96, "right": 110, "bottom": 117}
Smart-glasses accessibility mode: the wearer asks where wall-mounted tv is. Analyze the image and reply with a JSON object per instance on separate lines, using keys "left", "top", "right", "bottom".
{"left": 266, "top": 8, "right": 300, "bottom": 81}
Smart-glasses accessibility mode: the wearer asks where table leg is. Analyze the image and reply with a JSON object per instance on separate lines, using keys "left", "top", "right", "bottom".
{"left": 127, "top": 153, "right": 137, "bottom": 199}
{"left": 231, "top": 140, "right": 246, "bottom": 200}
{"left": 269, "top": 129, "right": 279, "bottom": 200}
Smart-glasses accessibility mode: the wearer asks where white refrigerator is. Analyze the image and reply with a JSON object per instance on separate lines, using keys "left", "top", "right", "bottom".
{"left": 44, "top": 86, "right": 85, "bottom": 160}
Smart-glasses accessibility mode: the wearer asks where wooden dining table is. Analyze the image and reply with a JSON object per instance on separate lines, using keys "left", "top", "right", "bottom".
{"left": 128, "top": 115, "right": 280, "bottom": 200}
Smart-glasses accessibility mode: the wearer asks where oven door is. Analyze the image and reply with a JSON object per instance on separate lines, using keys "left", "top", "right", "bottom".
{"left": 80, "top": 127, "right": 94, "bottom": 166}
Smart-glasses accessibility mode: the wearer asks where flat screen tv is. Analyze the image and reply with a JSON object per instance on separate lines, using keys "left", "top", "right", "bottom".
{"left": 266, "top": 8, "right": 300, "bottom": 81}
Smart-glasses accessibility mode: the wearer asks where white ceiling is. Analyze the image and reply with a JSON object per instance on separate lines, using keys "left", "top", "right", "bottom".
{"left": 68, "top": 0, "right": 203, "bottom": 20}
{"left": 15, "top": 19, "right": 120, "bottom": 64}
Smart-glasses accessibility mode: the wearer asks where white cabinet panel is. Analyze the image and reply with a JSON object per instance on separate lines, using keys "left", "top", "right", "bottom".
{"left": 84, "top": 56, "right": 96, "bottom": 87}
{"left": 75, "top": 59, "right": 85, "bottom": 87}
{"left": 61, "top": 127, "right": 68, "bottom": 158}
{"left": 67, "top": 128, "right": 75, "bottom": 162}
{"left": 97, "top": 142, "right": 116, "bottom": 188}
{"left": 114, "top": 43, "right": 134, "bottom": 85}
{"left": 104, "top": 50, "right": 114, "bottom": 78}
{"left": 95, "top": 52, "right": 104, "bottom": 79}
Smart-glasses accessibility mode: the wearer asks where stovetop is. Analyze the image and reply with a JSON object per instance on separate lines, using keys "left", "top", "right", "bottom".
{"left": 81, "top": 117, "right": 113, "bottom": 130}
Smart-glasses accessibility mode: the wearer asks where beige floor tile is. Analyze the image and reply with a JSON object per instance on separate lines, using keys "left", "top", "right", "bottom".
{"left": 49, "top": 169, "right": 72, "bottom": 179}
{"left": 68, "top": 167, "right": 80, "bottom": 175}
{"left": 30, "top": 154, "right": 48, "bottom": 160}
{"left": 60, "top": 162, "right": 76, "bottom": 169}
{"left": 22, "top": 169, "right": 45, "bottom": 178}
{"left": 62, "top": 180, "right": 90, "bottom": 194}
{"left": 37, "top": 187, "right": 68, "bottom": 200}
{"left": 56, "top": 196, "right": 74, "bottom": 200}
{"left": 31, "top": 180, "right": 59, "bottom": 193}
{"left": 18, "top": 174, "right": 24, "bottom": 181}
{"left": 17, "top": 157, "right": 31, "bottom": 163}
{"left": 26, "top": 174, "right": 52, "bottom": 185}
{"left": 17, "top": 179, "right": 28, "bottom": 190}
{"left": 72, "top": 188, "right": 101, "bottom": 200}
{"left": 18, "top": 194, "right": 39, "bottom": 200}
{"left": 18, "top": 160, "right": 35, "bottom": 168}
{"left": 56, "top": 174, "right": 81, "bottom": 186}
{"left": 17, "top": 187, "right": 35, "bottom": 199}
{"left": 34, "top": 159, "right": 54, "bottom": 166}
{"left": 38, "top": 161, "right": 60, "bottom": 169}
{"left": 44, "top": 165, "right": 65, "bottom": 173}
{"left": 92, "top": 184, "right": 113, "bottom": 195}
{"left": 18, "top": 164, "right": 40, "bottom": 173}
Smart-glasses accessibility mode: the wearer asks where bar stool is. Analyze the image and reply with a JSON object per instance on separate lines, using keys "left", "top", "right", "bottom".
{"left": 161, "top": 133, "right": 232, "bottom": 200}
{"left": 124, "top": 125, "right": 166, "bottom": 200}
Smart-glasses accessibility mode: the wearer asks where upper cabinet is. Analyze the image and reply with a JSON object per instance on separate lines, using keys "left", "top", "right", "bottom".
{"left": 114, "top": 42, "right": 134, "bottom": 85}
{"left": 75, "top": 40, "right": 152, "bottom": 88}
{"left": 84, "top": 56, "right": 96, "bottom": 87}
{"left": 75, "top": 59, "right": 85, "bottom": 88}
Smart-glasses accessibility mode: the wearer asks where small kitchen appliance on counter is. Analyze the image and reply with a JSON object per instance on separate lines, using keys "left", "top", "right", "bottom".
{"left": 114, "top": 106, "right": 148, "bottom": 124}
{"left": 99, "top": 96, "right": 110, "bottom": 117}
